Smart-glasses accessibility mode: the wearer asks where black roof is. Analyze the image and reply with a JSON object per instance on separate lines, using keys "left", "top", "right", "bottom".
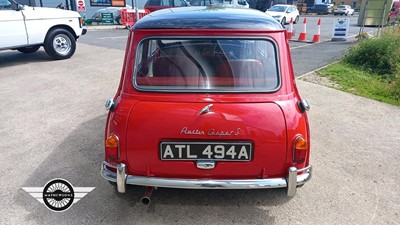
{"left": 133, "top": 6, "right": 283, "bottom": 30}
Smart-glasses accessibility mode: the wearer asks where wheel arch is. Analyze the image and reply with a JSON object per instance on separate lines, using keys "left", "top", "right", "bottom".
{"left": 45, "top": 25, "right": 78, "bottom": 41}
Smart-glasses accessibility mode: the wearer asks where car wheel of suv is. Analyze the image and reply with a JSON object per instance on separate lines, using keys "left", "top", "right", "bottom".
{"left": 281, "top": 17, "right": 286, "bottom": 25}
{"left": 17, "top": 45, "right": 40, "bottom": 54}
{"left": 294, "top": 16, "right": 299, "bottom": 24}
{"left": 44, "top": 28, "right": 76, "bottom": 60}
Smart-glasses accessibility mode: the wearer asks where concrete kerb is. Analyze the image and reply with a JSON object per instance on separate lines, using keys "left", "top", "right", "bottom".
{"left": 84, "top": 25, "right": 127, "bottom": 30}
{"left": 296, "top": 60, "right": 340, "bottom": 79}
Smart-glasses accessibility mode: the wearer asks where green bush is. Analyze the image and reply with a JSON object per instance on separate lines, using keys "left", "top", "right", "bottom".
{"left": 315, "top": 31, "right": 400, "bottom": 105}
{"left": 344, "top": 32, "right": 400, "bottom": 78}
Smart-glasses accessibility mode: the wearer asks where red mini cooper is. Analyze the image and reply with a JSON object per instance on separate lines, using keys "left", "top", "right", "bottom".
{"left": 101, "top": 7, "right": 312, "bottom": 203}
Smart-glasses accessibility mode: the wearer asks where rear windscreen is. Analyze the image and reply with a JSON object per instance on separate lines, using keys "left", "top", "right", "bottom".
{"left": 134, "top": 38, "right": 280, "bottom": 92}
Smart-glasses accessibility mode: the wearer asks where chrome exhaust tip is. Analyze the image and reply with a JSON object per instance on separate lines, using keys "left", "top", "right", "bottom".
{"left": 141, "top": 186, "right": 154, "bottom": 205}
{"left": 141, "top": 196, "right": 151, "bottom": 205}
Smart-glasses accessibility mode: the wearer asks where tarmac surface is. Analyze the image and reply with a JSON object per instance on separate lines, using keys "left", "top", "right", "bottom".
{"left": 0, "top": 43, "right": 399, "bottom": 224}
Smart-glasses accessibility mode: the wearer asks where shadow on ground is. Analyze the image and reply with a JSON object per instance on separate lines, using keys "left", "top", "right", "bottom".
{"left": 0, "top": 50, "right": 52, "bottom": 68}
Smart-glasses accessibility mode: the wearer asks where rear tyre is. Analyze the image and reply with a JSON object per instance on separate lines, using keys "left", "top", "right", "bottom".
{"left": 17, "top": 45, "right": 40, "bottom": 54}
{"left": 294, "top": 16, "right": 299, "bottom": 24}
{"left": 281, "top": 17, "right": 286, "bottom": 25}
{"left": 43, "top": 28, "right": 76, "bottom": 60}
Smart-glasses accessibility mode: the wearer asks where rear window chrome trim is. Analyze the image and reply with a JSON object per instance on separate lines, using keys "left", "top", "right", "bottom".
{"left": 132, "top": 36, "right": 282, "bottom": 93}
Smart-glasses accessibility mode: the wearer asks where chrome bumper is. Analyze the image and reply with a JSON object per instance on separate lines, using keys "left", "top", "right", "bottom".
{"left": 101, "top": 161, "right": 312, "bottom": 197}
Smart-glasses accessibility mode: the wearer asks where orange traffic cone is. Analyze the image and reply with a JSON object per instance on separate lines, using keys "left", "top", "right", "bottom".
{"left": 312, "top": 19, "right": 321, "bottom": 43}
{"left": 298, "top": 17, "right": 307, "bottom": 42}
{"left": 287, "top": 17, "right": 294, "bottom": 40}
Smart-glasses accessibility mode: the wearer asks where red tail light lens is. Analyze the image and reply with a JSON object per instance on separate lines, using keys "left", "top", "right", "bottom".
{"left": 293, "top": 135, "right": 308, "bottom": 163}
{"left": 105, "top": 134, "right": 119, "bottom": 163}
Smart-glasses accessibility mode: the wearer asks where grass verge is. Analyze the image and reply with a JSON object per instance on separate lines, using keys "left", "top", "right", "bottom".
{"left": 315, "top": 62, "right": 400, "bottom": 106}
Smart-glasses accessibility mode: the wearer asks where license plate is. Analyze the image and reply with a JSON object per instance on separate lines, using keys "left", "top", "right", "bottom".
{"left": 160, "top": 141, "right": 253, "bottom": 161}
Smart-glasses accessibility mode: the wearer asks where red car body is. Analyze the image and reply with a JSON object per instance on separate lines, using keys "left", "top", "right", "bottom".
{"left": 101, "top": 7, "right": 312, "bottom": 201}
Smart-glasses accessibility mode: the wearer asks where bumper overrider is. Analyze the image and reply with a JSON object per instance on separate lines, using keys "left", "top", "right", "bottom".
{"left": 101, "top": 161, "right": 312, "bottom": 197}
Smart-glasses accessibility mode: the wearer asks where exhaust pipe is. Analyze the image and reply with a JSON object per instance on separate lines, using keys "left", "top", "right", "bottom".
{"left": 141, "top": 186, "right": 154, "bottom": 205}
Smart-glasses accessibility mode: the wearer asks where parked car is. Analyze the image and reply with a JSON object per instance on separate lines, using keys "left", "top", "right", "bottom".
{"left": 221, "top": 0, "right": 249, "bottom": 8}
{"left": 306, "top": 4, "right": 333, "bottom": 15}
{"left": 91, "top": 5, "right": 132, "bottom": 24}
{"left": 101, "top": 6, "right": 312, "bottom": 203}
{"left": 334, "top": 5, "right": 354, "bottom": 16}
{"left": 266, "top": 4, "right": 299, "bottom": 25}
{"left": 189, "top": 0, "right": 221, "bottom": 6}
{"left": 191, "top": 0, "right": 249, "bottom": 8}
{"left": 0, "top": 0, "right": 86, "bottom": 60}
{"left": 144, "top": 0, "right": 189, "bottom": 12}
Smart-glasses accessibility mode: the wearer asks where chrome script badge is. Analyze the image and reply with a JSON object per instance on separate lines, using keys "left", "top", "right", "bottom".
{"left": 22, "top": 178, "right": 95, "bottom": 212}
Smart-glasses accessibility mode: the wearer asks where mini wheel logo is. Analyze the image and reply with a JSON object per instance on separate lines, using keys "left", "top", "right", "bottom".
{"left": 43, "top": 179, "right": 75, "bottom": 211}
{"left": 22, "top": 178, "right": 94, "bottom": 212}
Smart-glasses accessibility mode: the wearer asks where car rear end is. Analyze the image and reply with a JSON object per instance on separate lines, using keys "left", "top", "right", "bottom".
{"left": 316, "top": 4, "right": 331, "bottom": 14}
{"left": 326, "top": 5, "right": 333, "bottom": 13}
{"left": 101, "top": 7, "right": 312, "bottom": 198}
{"left": 334, "top": 5, "right": 347, "bottom": 15}
{"left": 307, "top": 4, "right": 329, "bottom": 14}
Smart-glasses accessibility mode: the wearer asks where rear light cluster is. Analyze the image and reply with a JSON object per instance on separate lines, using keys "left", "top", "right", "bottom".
{"left": 105, "top": 134, "right": 119, "bottom": 163}
{"left": 293, "top": 135, "right": 308, "bottom": 163}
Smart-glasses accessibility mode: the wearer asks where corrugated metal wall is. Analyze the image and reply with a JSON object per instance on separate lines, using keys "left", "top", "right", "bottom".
{"left": 357, "top": 0, "right": 392, "bottom": 26}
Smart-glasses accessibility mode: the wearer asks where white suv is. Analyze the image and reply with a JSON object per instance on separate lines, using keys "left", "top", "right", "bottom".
{"left": 334, "top": 5, "right": 354, "bottom": 16}
{"left": 0, "top": 0, "right": 86, "bottom": 60}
